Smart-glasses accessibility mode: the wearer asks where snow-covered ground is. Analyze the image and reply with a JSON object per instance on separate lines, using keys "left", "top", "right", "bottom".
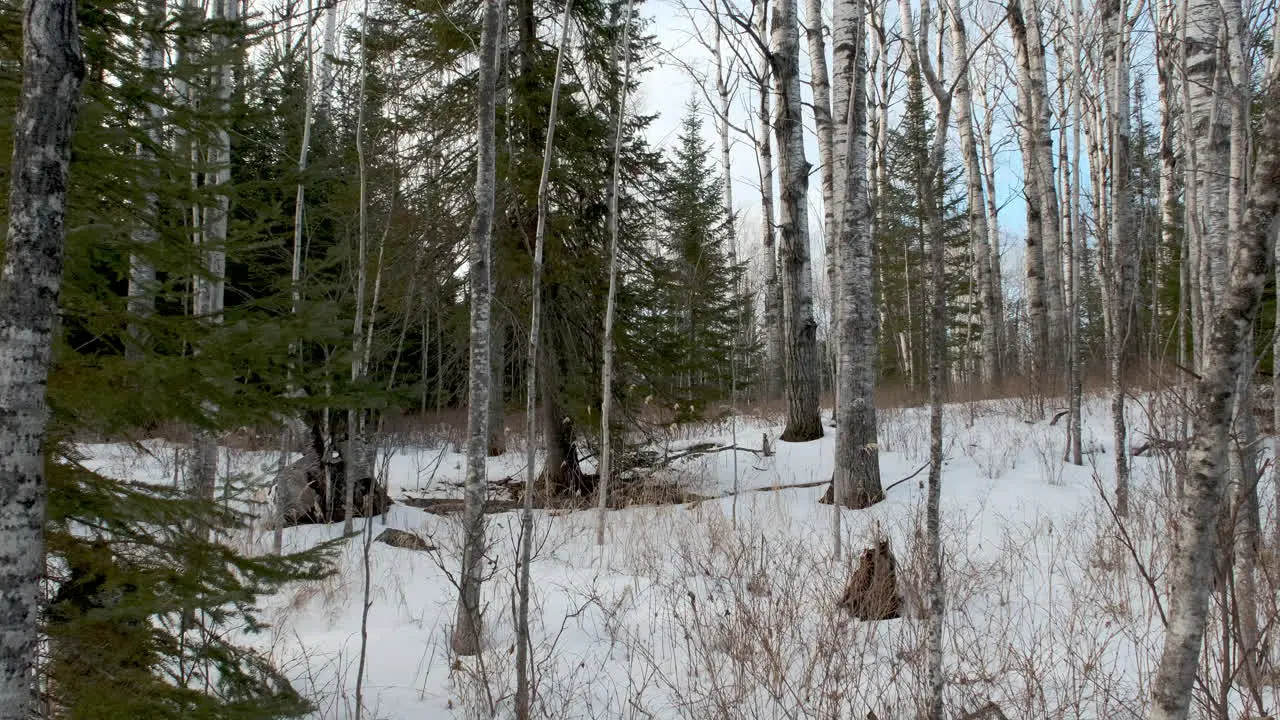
{"left": 79, "top": 393, "right": 1280, "bottom": 719}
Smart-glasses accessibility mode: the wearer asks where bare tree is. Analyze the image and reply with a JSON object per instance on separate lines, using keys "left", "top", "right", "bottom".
{"left": 516, "top": 1, "right": 574, "bottom": 714}
{"left": 754, "top": 0, "right": 785, "bottom": 402}
{"left": 1146, "top": 19, "right": 1280, "bottom": 720}
{"left": 452, "top": 0, "right": 502, "bottom": 656}
{"left": 773, "top": 0, "right": 823, "bottom": 441}
{"left": 598, "top": 0, "right": 635, "bottom": 546}
{"left": 0, "top": 0, "right": 84, "bottom": 711}
{"left": 345, "top": 0, "right": 371, "bottom": 535}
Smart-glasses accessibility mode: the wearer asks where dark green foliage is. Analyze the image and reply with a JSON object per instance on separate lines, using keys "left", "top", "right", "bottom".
{"left": 640, "top": 108, "right": 749, "bottom": 419}
{"left": 873, "top": 67, "right": 973, "bottom": 389}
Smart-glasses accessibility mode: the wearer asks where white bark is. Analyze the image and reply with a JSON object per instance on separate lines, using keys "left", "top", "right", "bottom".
{"left": 1146, "top": 27, "right": 1280, "bottom": 720}
{"left": 1101, "top": 0, "right": 1134, "bottom": 517}
{"left": 127, "top": 0, "right": 165, "bottom": 358}
{"left": 947, "top": 2, "right": 999, "bottom": 386}
{"left": 451, "top": 0, "right": 502, "bottom": 656}
{"left": 773, "top": 0, "right": 823, "bottom": 442}
{"left": 0, "top": 0, "right": 83, "bottom": 711}
{"left": 756, "top": 0, "right": 784, "bottom": 401}
{"left": 804, "top": 0, "right": 835, "bottom": 388}
{"left": 191, "top": 0, "right": 237, "bottom": 525}
{"left": 516, "top": 2, "right": 573, "bottom": 714}
{"left": 597, "top": 0, "right": 634, "bottom": 547}
{"left": 831, "top": 0, "right": 883, "bottom": 521}
{"left": 345, "top": 0, "right": 371, "bottom": 536}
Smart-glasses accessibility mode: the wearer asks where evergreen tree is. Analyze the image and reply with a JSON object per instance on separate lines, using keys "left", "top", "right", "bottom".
{"left": 874, "top": 67, "right": 972, "bottom": 389}
{"left": 648, "top": 108, "right": 748, "bottom": 419}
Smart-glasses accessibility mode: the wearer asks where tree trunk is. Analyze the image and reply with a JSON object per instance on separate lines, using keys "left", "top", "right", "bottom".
{"left": 597, "top": 0, "right": 633, "bottom": 545}
{"left": 345, "top": 0, "right": 371, "bottom": 535}
{"left": 1102, "top": 0, "right": 1134, "bottom": 517}
{"left": 804, "top": 0, "right": 836, "bottom": 400}
{"left": 830, "top": 0, "right": 883, "bottom": 515}
{"left": 756, "top": 0, "right": 784, "bottom": 402}
{"left": 772, "top": 0, "right": 823, "bottom": 442}
{"left": 947, "top": 5, "right": 999, "bottom": 386}
{"left": 126, "top": 0, "right": 164, "bottom": 359}
{"left": 0, "top": 0, "right": 83, "bottom": 711}
{"left": 516, "top": 2, "right": 573, "bottom": 714}
{"left": 1007, "top": 0, "right": 1049, "bottom": 383}
{"left": 1146, "top": 30, "right": 1280, "bottom": 720}
{"left": 451, "top": 0, "right": 501, "bottom": 657}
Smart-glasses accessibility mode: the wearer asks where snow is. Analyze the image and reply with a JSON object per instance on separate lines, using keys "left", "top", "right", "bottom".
{"left": 75, "top": 394, "right": 1279, "bottom": 719}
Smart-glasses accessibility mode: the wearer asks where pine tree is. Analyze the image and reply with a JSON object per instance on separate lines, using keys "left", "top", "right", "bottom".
{"left": 650, "top": 108, "right": 748, "bottom": 419}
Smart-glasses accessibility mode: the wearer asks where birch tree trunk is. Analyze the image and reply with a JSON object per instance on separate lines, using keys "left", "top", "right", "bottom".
{"left": 127, "top": 0, "right": 165, "bottom": 359}
{"left": 1007, "top": 0, "right": 1049, "bottom": 381}
{"left": 831, "top": 0, "right": 884, "bottom": 515}
{"left": 804, "top": 0, "right": 836, "bottom": 390}
{"left": 1101, "top": 0, "right": 1135, "bottom": 517}
{"left": 516, "top": 3, "right": 573, "bottom": 713}
{"left": 1065, "top": 0, "right": 1084, "bottom": 465}
{"left": 1022, "top": 0, "right": 1065, "bottom": 362}
{"left": 773, "top": 0, "right": 823, "bottom": 442}
{"left": 451, "top": 0, "right": 501, "bottom": 656}
{"left": 1146, "top": 28, "right": 1280, "bottom": 720}
{"left": 345, "top": 0, "right": 371, "bottom": 536}
{"left": 976, "top": 85, "right": 1006, "bottom": 366}
{"left": 946, "top": 3, "right": 999, "bottom": 386}
{"left": 0, "top": 0, "right": 83, "bottom": 711}
{"left": 597, "top": 0, "right": 633, "bottom": 546}
{"left": 756, "top": 0, "right": 784, "bottom": 402}
{"left": 191, "top": 0, "right": 237, "bottom": 529}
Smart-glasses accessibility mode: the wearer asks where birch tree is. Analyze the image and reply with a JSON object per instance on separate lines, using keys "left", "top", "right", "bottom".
{"left": 772, "top": 0, "right": 823, "bottom": 442}
{"left": 0, "top": 0, "right": 84, "bottom": 711}
{"left": 516, "top": 2, "right": 574, "bottom": 713}
{"left": 345, "top": 0, "right": 371, "bottom": 535}
{"left": 754, "top": 0, "right": 785, "bottom": 401}
{"left": 190, "top": 0, "right": 237, "bottom": 530}
{"left": 1146, "top": 19, "right": 1280, "bottom": 720}
{"left": 598, "top": 0, "right": 634, "bottom": 546}
{"left": 451, "top": 0, "right": 501, "bottom": 656}
{"left": 126, "top": 0, "right": 165, "bottom": 359}
{"left": 830, "top": 0, "right": 883, "bottom": 513}
{"left": 1100, "top": 0, "right": 1135, "bottom": 517}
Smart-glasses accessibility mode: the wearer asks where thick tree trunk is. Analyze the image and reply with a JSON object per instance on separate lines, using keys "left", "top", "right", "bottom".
{"left": 451, "top": 0, "right": 501, "bottom": 657}
{"left": 1146, "top": 30, "right": 1280, "bottom": 720}
{"left": 772, "top": 0, "right": 823, "bottom": 442}
{"left": 756, "top": 0, "right": 784, "bottom": 402}
{"left": 831, "top": 0, "right": 883, "bottom": 514}
{"left": 1007, "top": 1, "right": 1049, "bottom": 382}
{"left": 0, "top": 0, "right": 83, "bottom": 711}
{"left": 947, "top": 6, "right": 999, "bottom": 386}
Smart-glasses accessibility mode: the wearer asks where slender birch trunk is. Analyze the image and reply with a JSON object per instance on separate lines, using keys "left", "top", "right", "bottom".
{"left": 345, "top": 0, "right": 371, "bottom": 535}
{"left": 1023, "top": 1, "right": 1064, "bottom": 362}
{"left": 773, "top": 0, "right": 823, "bottom": 442}
{"left": 831, "top": 0, "right": 884, "bottom": 521}
{"left": 1066, "top": 0, "right": 1084, "bottom": 465}
{"left": 516, "top": 3, "right": 573, "bottom": 714}
{"left": 976, "top": 85, "right": 1006, "bottom": 364}
{"left": 0, "top": 0, "right": 83, "bottom": 710}
{"left": 1146, "top": 20, "right": 1280, "bottom": 720}
{"left": 451, "top": 0, "right": 501, "bottom": 656}
{"left": 597, "top": 0, "right": 634, "bottom": 546}
{"left": 1102, "top": 0, "right": 1134, "bottom": 517}
{"left": 899, "top": 2, "right": 951, "bottom": 712}
{"left": 804, "top": 0, "right": 836, "bottom": 396}
{"left": 127, "top": 0, "right": 165, "bottom": 358}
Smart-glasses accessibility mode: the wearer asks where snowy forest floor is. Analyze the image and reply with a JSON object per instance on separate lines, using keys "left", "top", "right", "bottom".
{"left": 80, "top": 393, "right": 1280, "bottom": 719}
